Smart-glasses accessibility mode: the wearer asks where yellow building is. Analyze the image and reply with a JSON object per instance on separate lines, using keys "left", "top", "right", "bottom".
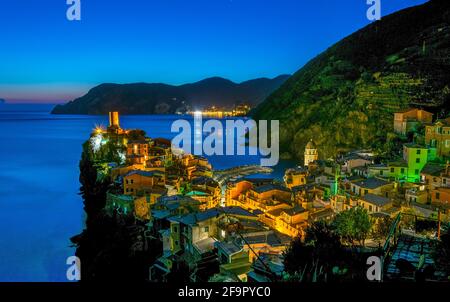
{"left": 284, "top": 167, "right": 308, "bottom": 189}
{"left": 330, "top": 194, "right": 358, "bottom": 213}
{"left": 245, "top": 184, "right": 292, "bottom": 212}
{"left": 350, "top": 178, "right": 393, "bottom": 197}
{"left": 425, "top": 117, "right": 450, "bottom": 158}
{"left": 276, "top": 206, "right": 309, "bottom": 238}
{"left": 357, "top": 194, "right": 393, "bottom": 214}
{"left": 304, "top": 139, "right": 318, "bottom": 167}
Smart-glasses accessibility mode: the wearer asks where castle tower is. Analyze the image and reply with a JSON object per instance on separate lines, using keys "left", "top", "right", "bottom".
{"left": 304, "top": 139, "right": 318, "bottom": 167}
{"left": 109, "top": 112, "right": 120, "bottom": 128}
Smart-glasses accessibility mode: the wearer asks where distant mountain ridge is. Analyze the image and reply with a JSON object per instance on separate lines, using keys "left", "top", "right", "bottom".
{"left": 252, "top": 0, "right": 450, "bottom": 160}
{"left": 51, "top": 75, "right": 290, "bottom": 115}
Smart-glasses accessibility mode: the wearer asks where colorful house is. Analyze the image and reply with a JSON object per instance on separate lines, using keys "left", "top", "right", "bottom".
{"left": 284, "top": 167, "right": 308, "bottom": 189}
{"left": 276, "top": 206, "right": 309, "bottom": 238}
{"left": 357, "top": 194, "right": 393, "bottom": 214}
{"left": 393, "top": 108, "right": 433, "bottom": 136}
{"left": 123, "top": 170, "right": 165, "bottom": 195}
{"left": 425, "top": 117, "right": 450, "bottom": 158}
{"left": 431, "top": 187, "right": 450, "bottom": 207}
{"left": 350, "top": 178, "right": 393, "bottom": 197}
{"left": 126, "top": 139, "right": 149, "bottom": 166}
{"left": 402, "top": 144, "right": 430, "bottom": 182}
{"left": 225, "top": 178, "right": 273, "bottom": 207}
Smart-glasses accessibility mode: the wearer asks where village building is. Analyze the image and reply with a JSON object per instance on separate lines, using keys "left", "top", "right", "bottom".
{"left": 350, "top": 178, "right": 393, "bottom": 197}
{"left": 126, "top": 139, "right": 150, "bottom": 166}
{"left": 357, "top": 194, "right": 393, "bottom": 215}
{"left": 304, "top": 139, "right": 319, "bottom": 167}
{"left": 425, "top": 117, "right": 450, "bottom": 158}
{"left": 393, "top": 108, "right": 433, "bottom": 136}
{"left": 284, "top": 167, "right": 308, "bottom": 189}
{"left": 367, "top": 164, "right": 390, "bottom": 178}
{"left": 123, "top": 170, "right": 166, "bottom": 196}
{"left": 338, "top": 151, "right": 373, "bottom": 173}
{"left": 225, "top": 178, "right": 273, "bottom": 207}
{"left": 402, "top": 143, "right": 432, "bottom": 182}
{"left": 244, "top": 184, "right": 292, "bottom": 212}
{"left": 330, "top": 193, "right": 358, "bottom": 213}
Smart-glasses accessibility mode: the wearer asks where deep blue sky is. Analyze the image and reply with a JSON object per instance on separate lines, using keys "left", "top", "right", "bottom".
{"left": 0, "top": 0, "right": 427, "bottom": 103}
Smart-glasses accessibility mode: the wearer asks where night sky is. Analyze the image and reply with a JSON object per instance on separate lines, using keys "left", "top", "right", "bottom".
{"left": 0, "top": 0, "right": 427, "bottom": 103}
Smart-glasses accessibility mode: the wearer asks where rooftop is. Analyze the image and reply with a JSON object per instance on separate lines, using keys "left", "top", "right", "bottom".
{"left": 352, "top": 178, "right": 391, "bottom": 189}
{"left": 389, "top": 160, "right": 408, "bottom": 168}
{"left": 241, "top": 231, "right": 291, "bottom": 247}
{"left": 193, "top": 237, "right": 217, "bottom": 254}
{"left": 216, "top": 241, "right": 243, "bottom": 257}
{"left": 360, "top": 194, "right": 391, "bottom": 207}
{"left": 282, "top": 205, "right": 306, "bottom": 216}
{"left": 404, "top": 143, "right": 427, "bottom": 149}
{"left": 125, "top": 170, "right": 164, "bottom": 178}
{"left": 253, "top": 184, "right": 291, "bottom": 194}
{"left": 421, "top": 163, "right": 446, "bottom": 176}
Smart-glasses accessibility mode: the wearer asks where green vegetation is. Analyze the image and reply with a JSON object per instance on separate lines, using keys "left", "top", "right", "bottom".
{"left": 252, "top": 0, "right": 450, "bottom": 161}
{"left": 71, "top": 137, "right": 162, "bottom": 281}
{"left": 282, "top": 220, "right": 375, "bottom": 282}
{"left": 333, "top": 207, "right": 372, "bottom": 247}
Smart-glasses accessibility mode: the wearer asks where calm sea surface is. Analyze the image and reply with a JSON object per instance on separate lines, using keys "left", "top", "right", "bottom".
{"left": 0, "top": 104, "right": 296, "bottom": 281}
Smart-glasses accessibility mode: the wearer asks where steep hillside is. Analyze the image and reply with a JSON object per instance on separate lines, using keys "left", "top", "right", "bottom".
{"left": 51, "top": 75, "right": 289, "bottom": 115}
{"left": 252, "top": 0, "right": 450, "bottom": 160}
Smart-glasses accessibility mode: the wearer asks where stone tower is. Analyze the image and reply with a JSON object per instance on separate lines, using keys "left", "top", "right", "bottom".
{"left": 109, "top": 112, "right": 120, "bottom": 128}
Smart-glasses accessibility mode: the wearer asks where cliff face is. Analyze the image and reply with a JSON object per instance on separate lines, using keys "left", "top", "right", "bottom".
{"left": 252, "top": 0, "right": 450, "bottom": 160}
{"left": 51, "top": 75, "right": 290, "bottom": 115}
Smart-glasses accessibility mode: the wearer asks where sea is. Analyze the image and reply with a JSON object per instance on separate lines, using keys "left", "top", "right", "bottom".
{"left": 0, "top": 103, "right": 296, "bottom": 281}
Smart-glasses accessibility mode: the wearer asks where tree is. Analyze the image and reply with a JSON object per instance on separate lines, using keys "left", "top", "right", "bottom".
{"left": 283, "top": 221, "right": 346, "bottom": 282}
{"left": 333, "top": 207, "right": 372, "bottom": 246}
{"left": 128, "top": 129, "right": 147, "bottom": 141}
{"left": 371, "top": 215, "right": 393, "bottom": 245}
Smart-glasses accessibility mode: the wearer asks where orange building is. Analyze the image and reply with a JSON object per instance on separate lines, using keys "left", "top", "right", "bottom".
{"left": 394, "top": 108, "right": 433, "bottom": 136}
{"left": 425, "top": 117, "right": 450, "bottom": 158}
{"left": 431, "top": 187, "right": 450, "bottom": 207}
{"left": 225, "top": 178, "right": 274, "bottom": 207}
{"left": 276, "top": 206, "right": 309, "bottom": 238}
{"left": 123, "top": 170, "right": 165, "bottom": 196}
{"left": 126, "top": 140, "right": 149, "bottom": 166}
{"left": 245, "top": 184, "right": 292, "bottom": 212}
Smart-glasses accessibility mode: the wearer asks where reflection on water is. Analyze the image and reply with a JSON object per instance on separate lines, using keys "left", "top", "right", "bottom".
{"left": 0, "top": 104, "right": 296, "bottom": 281}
